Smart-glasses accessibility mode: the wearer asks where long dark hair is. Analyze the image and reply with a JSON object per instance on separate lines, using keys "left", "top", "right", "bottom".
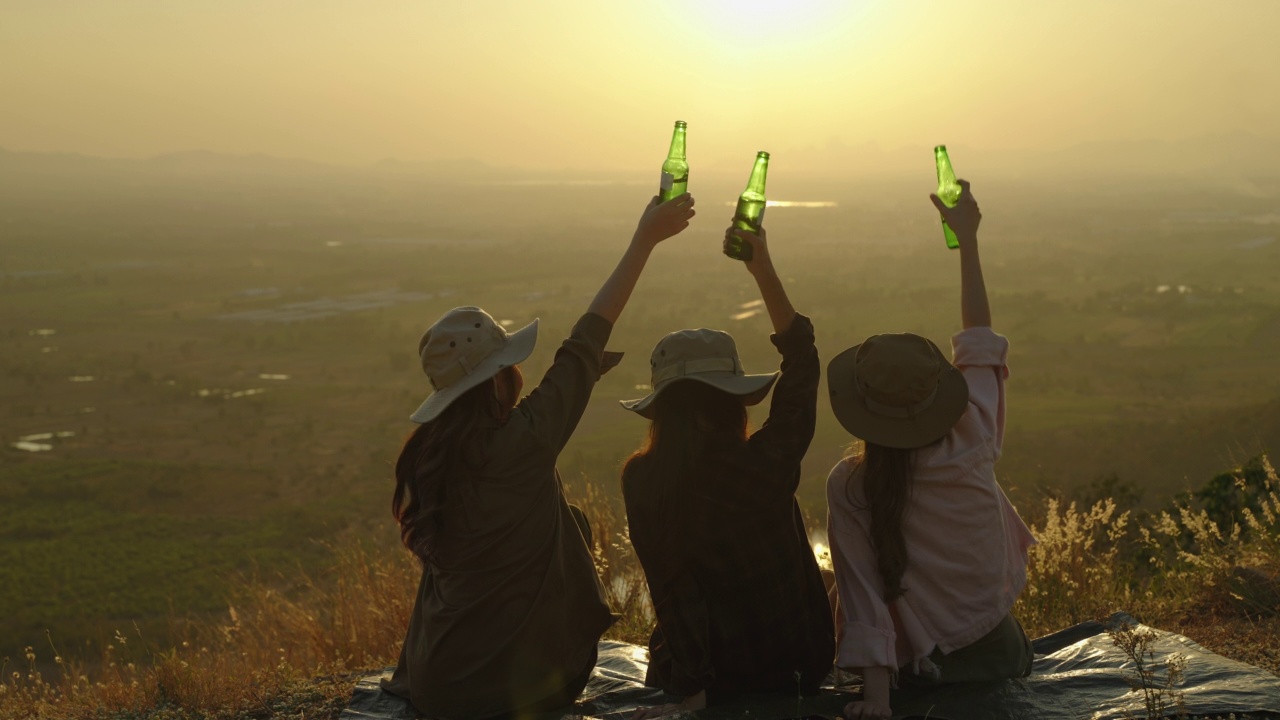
{"left": 392, "top": 367, "right": 520, "bottom": 564}
{"left": 623, "top": 380, "right": 749, "bottom": 526}
{"left": 850, "top": 441, "right": 917, "bottom": 602}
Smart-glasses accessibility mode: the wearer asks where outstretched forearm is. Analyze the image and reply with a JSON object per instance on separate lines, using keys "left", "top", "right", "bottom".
{"left": 587, "top": 239, "right": 653, "bottom": 324}
{"left": 933, "top": 179, "right": 989, "bottom": 330}
{"left": 590, "top": 193, "right": 696, "bottom": 324}
{"left": 751, "top": 263, "right": 797, "bottom": 335}
{"left": 958, "top": 233, "right": 991, "bottom": 329}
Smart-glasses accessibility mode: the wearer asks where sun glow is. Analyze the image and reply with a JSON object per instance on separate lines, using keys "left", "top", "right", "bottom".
{"left": 687, "top": 0, "right": 842, "bottom": 41}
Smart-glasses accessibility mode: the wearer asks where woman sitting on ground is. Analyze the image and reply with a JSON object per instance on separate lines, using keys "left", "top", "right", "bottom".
{"left": 383, "top": 193, "right": 696, "bottom": 720}
{"left": 825, "top": 181, "right": 1036, "bottom": 720}
{"left": 620, "top": 224, "right": 835, "bottom": 720}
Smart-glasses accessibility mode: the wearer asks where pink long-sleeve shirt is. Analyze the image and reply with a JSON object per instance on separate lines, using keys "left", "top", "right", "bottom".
{"left": 826, "top": 326, "right": 1036, "bottom": 674}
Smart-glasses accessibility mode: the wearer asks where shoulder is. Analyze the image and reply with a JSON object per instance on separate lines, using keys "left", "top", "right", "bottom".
{"left": 620, "top": 453, "right": 650, "bottom": 495}
{"left": 825, "top": 456, "right": 860, "bottom": 497}
{"left": 492, "top": 408, "right": 538, "bottom": 445}
{"left": 915, "top": 425, "right": 995, "bottom": 481}
{"left": 622, "top": 451, "right": 649, "bottom": 474}
{"left": 827, "top": 455, "right": 859, "bottom": 481}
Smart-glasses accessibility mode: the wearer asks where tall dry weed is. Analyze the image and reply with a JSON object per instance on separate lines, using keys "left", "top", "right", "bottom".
{"left": 573, "top": 475, "right": 654, "bottom": 645}
{"left": 1236, "top": 456, "right": 1280, "bottom": 571}
{"left": 1016, "top": 497, "right": 1132, "bottom": 637}
{"left": 1017, "top": 455, "right": 1280, "bottom": 634}
{"left": 1138, "top": 455, "right": 1280, "bottom": 617}
{"left": 209, "top": 539, "right": 419, "bottom": 673}
{"left": 1105, "top": 617, "right": 1187, "bottom": 720}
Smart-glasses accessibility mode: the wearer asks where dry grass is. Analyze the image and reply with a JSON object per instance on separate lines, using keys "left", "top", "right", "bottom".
{"left": 0, "top": 540, "right": 414, "bottom": 720}
{"left": 3, "top": 457, "right": 1278, "bottom": 719}
{"left": 574, "top": 475, "right": 654, "bottom": 646}
{"left": 0, "top": 487, "right": 650, "bottom": 720}
{"left": 1017, "top": 496, "right": 1134, "bottom": 637}
{"left": 1016, "top": 456, "right": 1280, "bottom": 637}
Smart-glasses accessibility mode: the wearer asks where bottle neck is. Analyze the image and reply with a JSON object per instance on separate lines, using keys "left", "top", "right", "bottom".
{"left": 936, "top": 151, "right": 956, "bottom": 182}
{"left": 745, "top": 154, "right": 769, "bottom": 193}
{"left": 667, "top": 127, "right": 686, "bottom": 159}
{"left": 935, "top": 147, "right": 954, "bottom": 176}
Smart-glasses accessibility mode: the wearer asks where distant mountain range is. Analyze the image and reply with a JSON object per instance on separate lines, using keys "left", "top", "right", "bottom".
{"left": 3, "top": 132, "right": 1279, "bottom": 185}
{"left": 784, "top": 132, "right": 1280, "bottom": 182}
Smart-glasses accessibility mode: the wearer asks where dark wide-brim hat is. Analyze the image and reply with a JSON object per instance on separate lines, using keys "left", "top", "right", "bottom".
{"left": 826, "top": 332, "right": 970, "bottom": 449}
{"left": 621, "top": 327, "right": 779, "bottom": 419}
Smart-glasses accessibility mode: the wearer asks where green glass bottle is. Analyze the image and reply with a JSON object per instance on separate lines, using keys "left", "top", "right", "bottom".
{"left": 659, "top": 121, "right": 689, "bottom": 204}
{"left": 726, "top": 151, "right": 769, "bottom": 262}
{"left": 934, "top": 145, "right": 962, "bottom": 250}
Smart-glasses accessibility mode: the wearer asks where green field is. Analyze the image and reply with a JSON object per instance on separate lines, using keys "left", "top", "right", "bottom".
{"left": 2, "top": 156, "right": 1278, "bottom": 662}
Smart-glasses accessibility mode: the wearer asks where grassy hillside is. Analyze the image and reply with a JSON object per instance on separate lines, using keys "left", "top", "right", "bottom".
{"left": 2, "top": 456, "right": 1278, "bottom": 720}
{"left": 0, "top": 459, "right": 343, "bottom": 658}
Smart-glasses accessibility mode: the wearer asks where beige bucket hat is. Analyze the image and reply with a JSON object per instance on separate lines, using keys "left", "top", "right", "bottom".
{"left": 826, "top": 333, "right": 969, "bottom": 449}
{"left": 620, "top": 328, "right": 779, "bottom": 419}
{"left": 410, "top": 307, "right": 538, "bottom": 424}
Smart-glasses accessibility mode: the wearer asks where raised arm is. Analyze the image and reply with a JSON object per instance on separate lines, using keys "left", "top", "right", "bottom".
{"left": 934, "top": 180, "right": 1008, "bottom": 447}
{"left": 725, "top": 225, "right": 796, "bottom": 334}
{"left": 930, "top": 179, "right": 989, "bottom": 329}
{"left": 517, "top": 194, "right": 695, "bottom": 452}
{"left": 729, "top": 225, "right": 817, "bottom": 474}
{"left": 589, "top": 193, "right": 696, "bottom": 323}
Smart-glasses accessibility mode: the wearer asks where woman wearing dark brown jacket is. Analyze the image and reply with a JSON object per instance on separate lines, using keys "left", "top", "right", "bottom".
{"left": 383, "top": 193, "right": 696, "bottom": 720}
{"left": 620, "top": 224, "right": 834, "bottom": 719}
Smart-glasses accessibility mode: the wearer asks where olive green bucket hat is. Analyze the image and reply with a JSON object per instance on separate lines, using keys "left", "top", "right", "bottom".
{"left": 826, "top": 332, "right": 969, "bottom": 449}
{"left": 620, "top": 328, "right": 779, "bottom": 419}
{"left": 410, "top": 307, "right": 538, "bottom": 424}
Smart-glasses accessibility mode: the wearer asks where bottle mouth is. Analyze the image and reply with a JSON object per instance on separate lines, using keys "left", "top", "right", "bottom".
{"left": 757, "top": 151, "right": 770, "bottom": 159}
{"left": 935, "top": 144, "right": 947, "bottom": 152}
{"left": 675, "top": 120, "right": 687, "bottom": 128}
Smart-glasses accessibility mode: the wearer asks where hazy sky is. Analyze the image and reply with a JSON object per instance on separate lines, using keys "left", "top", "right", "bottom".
{"left": 3, "top": 0, "right": 1278, "bottom": 170}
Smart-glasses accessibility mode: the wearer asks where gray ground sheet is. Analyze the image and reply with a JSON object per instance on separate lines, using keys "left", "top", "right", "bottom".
{"left": 341, "top": 614, "right": 1280, "bottom": 720}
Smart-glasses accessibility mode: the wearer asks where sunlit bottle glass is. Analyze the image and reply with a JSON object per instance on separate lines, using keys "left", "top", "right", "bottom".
{"left": 934, "top": 145, "right": 962, "bottom": 250}
{"left": 659, "top": 121, "right": 689, "bottom": 204}
{"left": 726, "top": 151, "right": 769, "bottom": 262}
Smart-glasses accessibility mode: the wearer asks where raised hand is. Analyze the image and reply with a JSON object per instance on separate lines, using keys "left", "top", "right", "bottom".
{"left": 724, "top": 224, "right": 772, "bottom": 276}
{"left": 587, "top": 193, "right": 695, "bottom": 324}
{"left": 930, "top": 178, "right": 981, "bottom": 242}
{"left": 635, "top": 193, "right": 696, "bottom": 248}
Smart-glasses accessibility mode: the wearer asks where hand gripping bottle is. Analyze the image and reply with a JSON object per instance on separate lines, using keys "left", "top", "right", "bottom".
{"left": 726, "top": 151, "right": 769, "bottom": 262}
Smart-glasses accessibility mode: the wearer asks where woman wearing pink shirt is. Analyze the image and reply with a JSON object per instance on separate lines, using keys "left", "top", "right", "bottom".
{"left": 825, "top": 180, "right": 1036, "bottom": 720}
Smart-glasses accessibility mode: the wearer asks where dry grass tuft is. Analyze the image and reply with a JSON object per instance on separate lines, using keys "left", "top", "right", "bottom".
{"left": 575, "top": 475, "right": 653, "bottom": 646}
{"left": 0, "top": 542, "right": 413, "bottom": 720}
{"left": 1018, "top": 496, "right": 1133, "bottom": 637}
{"left": 1016, "top": 455, "right": 1280, "bottom": 637}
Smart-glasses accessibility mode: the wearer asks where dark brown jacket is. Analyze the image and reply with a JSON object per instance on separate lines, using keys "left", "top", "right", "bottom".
{"left": 383, "top": 313, "right": 617, "bottom": 719}
{"left": 622, "top": 314, "right": 834, "bottom": 703}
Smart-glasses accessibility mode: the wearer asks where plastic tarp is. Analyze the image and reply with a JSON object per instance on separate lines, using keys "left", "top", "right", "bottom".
{"left": 341, "top": 614, "right": 1280, "bottom": 720}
